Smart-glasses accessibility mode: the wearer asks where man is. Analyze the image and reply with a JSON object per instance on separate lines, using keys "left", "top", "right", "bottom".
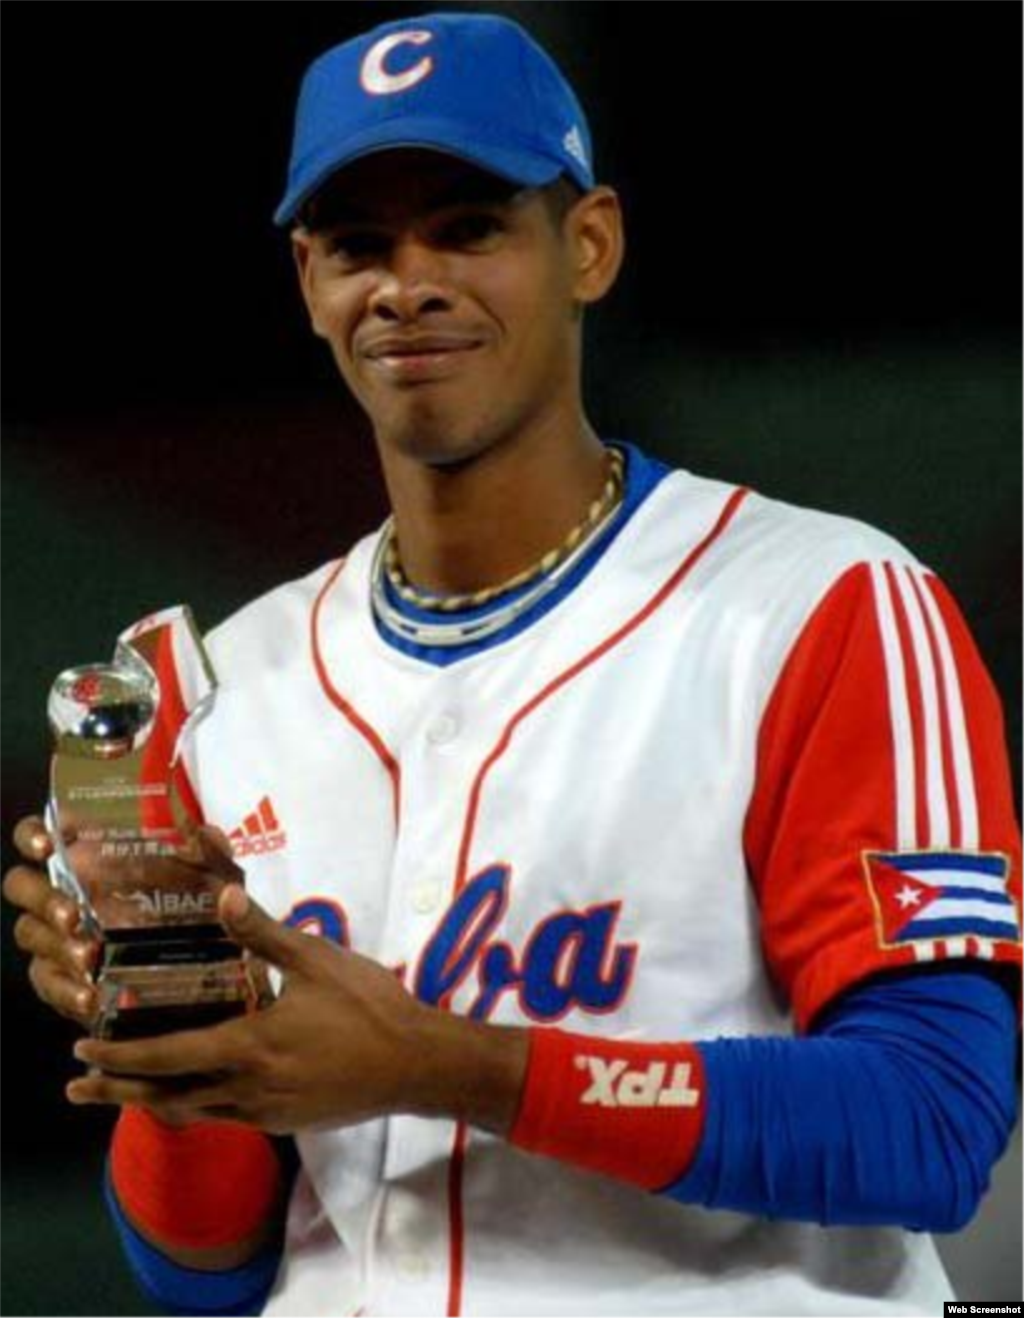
{"left": 5, "top": 12, "right": 1020, "bottom": 1316}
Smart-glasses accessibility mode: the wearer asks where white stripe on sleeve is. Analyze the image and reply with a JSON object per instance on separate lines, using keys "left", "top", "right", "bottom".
{"left": 893, "top": 566, "right": 949, "bottom": 846}
{"left": 913, "top": 571, "right": 979, "bottom": 848}
{"left": 870, "top": 563, "right": 916, "bottom": 849}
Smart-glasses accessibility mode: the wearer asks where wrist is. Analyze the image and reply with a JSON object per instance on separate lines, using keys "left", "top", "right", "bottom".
{"left": 403, "top": 1005, "right": 529, "bottom": 1135}
{"left": 509, "top": 1028, "right": 707, "bottom": 1189}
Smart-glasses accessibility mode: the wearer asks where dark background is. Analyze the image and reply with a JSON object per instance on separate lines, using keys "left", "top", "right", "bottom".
{"left": 3, "top": 3, "right": 1020, "bottom": 1313}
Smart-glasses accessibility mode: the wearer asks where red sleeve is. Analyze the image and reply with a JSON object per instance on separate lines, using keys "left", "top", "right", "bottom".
{"left": 744, "top": 561, "right": 1021, "bottom": 1032}
{"left": 111, "top": 1107, "right": 282, "bottom": 1250}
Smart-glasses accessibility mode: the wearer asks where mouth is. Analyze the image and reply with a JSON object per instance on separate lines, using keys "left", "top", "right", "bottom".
{"left": 362, "top": 335, "right": 486, "bottom": 384}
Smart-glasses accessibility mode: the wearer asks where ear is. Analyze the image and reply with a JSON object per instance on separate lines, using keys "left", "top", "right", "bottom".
{"left": 291, "top": 229, "right": 330, "bottom": 339}
{"left": 566, "top": 187, "right": 625, "bottom": 306}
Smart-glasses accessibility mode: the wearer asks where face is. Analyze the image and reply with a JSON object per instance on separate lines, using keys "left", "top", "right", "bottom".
{"left": 291, "top": 149, "right": 622, "bottom": 467}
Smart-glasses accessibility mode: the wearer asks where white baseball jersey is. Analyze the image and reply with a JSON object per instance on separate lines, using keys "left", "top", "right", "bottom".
{"left": 182, "top": 453, "right": 1019, "bottom": 1316}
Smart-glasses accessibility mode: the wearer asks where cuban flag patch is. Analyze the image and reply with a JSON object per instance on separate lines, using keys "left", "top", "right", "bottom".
{"left": 864, "top": 851, "right": 1019, "bottom": 951}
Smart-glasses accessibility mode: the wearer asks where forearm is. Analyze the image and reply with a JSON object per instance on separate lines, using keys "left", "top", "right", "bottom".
{"left": 500, "top": 970, "right": 1017, "bottom": 1231}
{"left": 670, "top": 981, "right": 1015, "bottom": 1230}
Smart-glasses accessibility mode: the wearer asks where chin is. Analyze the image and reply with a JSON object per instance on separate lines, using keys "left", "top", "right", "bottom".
{"left": 377, "top": 409, "right": 498, "bottom": 469}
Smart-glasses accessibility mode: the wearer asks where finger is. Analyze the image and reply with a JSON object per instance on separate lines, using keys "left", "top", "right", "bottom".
{"left": 203, "top": 824, "right": 236, "bottom": 858}
{"left": 218, "top": 885, "right": 303, "bottom": 972}
{"left": 14, "top": 912, "right": 98, "bottom": 978}
{"left": 13, "top": 815, "right": 54, "bottom": 863}
{"left": 65, "top": 1071, "right": 236, "bottom": 1118}
{"left": 175, "top": 824, "right": 244, "bottom": 881}
{"left": 28, "top": 959, "right": 98, "bottom": 1024}
{"left": 3, "top": 865, "right": 82, "bottom": 934}
{"left": 144, "top": 1082, "right": 266, "bottom": 1128}
{"left": 74, "top": 1020, "right": 243, "bottom": 1079}
{"left": 196, "top": 827, "right": 244, "bottom": 879}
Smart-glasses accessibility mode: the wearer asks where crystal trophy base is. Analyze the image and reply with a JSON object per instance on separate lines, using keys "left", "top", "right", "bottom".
{"left": 94, "top": 927, "right": 259, "bottom": 1041}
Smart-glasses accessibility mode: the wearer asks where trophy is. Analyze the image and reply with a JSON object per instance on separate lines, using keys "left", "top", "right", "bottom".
{"left": 46, "top": 606, "right": 261, "bottom": 1040}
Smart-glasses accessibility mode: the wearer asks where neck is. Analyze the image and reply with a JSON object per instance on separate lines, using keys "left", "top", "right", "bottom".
{"left": 376, "top": 409, "right": 609, "bottom": 597}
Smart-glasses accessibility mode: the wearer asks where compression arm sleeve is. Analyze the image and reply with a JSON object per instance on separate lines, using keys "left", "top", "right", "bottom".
{"left": 512, "top": 969, "right": 1018, "bottom": 1231}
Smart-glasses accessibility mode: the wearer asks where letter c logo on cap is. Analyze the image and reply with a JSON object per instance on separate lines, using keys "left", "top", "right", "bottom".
{"left": 361, "top": 31, "right": 435, "bottom": 96}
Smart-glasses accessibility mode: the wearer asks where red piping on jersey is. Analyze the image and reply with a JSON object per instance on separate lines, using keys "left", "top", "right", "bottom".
{"left": 443, "top": 483, "right": 750, "bottom": 1316}
{"left": 311, "top": 557, "right": 402, "bottom": 824}
{"left": 447, "top": 1122, "right": 469, "bottom": 1316}
{"left": 454, "top": 486, "right": 750, "bottom": 889}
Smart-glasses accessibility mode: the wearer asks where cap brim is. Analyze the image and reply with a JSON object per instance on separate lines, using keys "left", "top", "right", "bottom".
{"left": 273, "top": 117, "right": 570, "bottom": 226}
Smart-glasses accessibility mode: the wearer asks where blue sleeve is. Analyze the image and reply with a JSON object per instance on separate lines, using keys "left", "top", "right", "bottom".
{"left": 104, "top": 1167, "right": 281, "bottom": 1316}
{"left": 661, "top": 969, "right": 1019, "bottom": 1231}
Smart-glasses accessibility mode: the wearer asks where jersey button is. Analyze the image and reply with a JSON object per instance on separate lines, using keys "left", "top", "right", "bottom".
{"left": 396, "top": 1250, "right": 431, "bottom": 1281}
{"left": 426, "top": 712, "right": 460, "bottom": 746}
{"left": 411, "top": 881, "right": 443, "bottom": 914}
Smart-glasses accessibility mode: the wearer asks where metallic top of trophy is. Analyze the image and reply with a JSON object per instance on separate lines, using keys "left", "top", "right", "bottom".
{"left": 48, "top": 663, "right": 158, "bottom": 761}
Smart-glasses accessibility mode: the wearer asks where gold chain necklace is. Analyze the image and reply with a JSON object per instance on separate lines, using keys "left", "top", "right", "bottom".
{"left": 383, "top": 447, "right": 625, "bottom": 613}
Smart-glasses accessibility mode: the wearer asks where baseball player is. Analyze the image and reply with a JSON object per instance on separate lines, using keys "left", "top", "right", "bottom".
{"left": 5, "top": 12, "right": 1020, "bottom": 1317}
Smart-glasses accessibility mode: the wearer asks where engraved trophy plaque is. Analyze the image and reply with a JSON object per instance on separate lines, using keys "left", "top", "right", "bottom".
{"left": 46, "top": 606, "right": 259, "bottom": 1040}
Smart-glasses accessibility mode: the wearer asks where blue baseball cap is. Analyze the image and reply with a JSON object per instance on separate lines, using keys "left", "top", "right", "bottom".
{"left": 274, "top": 11, "right": 594, "bottom": 227}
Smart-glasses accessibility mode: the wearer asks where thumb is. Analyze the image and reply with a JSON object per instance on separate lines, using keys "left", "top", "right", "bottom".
{"left": 219, "top": 885, "right": 301, "bottom": 972}
{"left": 177, "top": 823, "right": 244, "bottom": 881}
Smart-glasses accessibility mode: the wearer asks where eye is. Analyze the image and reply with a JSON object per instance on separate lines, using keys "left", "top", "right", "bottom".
{"left": 438, "top": 211, "right": 505, "bottom": 250}
{"left": 323, "top": 229, "right": 390, "bottom": 265}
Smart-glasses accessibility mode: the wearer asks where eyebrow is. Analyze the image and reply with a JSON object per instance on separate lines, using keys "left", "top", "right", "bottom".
{"left": 307, "top": 176, "right": 527, "bottom": 230}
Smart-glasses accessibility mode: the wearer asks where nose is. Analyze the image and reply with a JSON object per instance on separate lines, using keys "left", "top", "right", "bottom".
{"left": 367, "top": 236, "right": 454, "bottom": 322}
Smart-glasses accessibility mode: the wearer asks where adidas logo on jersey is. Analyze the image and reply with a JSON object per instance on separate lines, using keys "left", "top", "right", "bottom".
{"left": 229, "top": 796, "right": 287, "bottom": 858}
{"left": 575, "top": 1055, "right": 701, "bottom": 1108}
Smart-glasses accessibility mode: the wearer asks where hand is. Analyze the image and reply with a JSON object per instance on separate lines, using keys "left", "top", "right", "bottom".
{"left": 3, "top": 817, "right": 244, "bottom": 1029}
{"left": 68, "top": 886, "right": 529, "bottom": 1136}
{"left": 69, "top": 885, "right": 434, "bottom": 1132}
{"left": 3, "top": 816, "right": 99, "bottom": 1026}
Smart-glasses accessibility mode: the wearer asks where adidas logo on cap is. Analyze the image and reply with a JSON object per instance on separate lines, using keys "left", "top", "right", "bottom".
{"left": 563, "top": 125, "right": 588, "bottom": 170}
